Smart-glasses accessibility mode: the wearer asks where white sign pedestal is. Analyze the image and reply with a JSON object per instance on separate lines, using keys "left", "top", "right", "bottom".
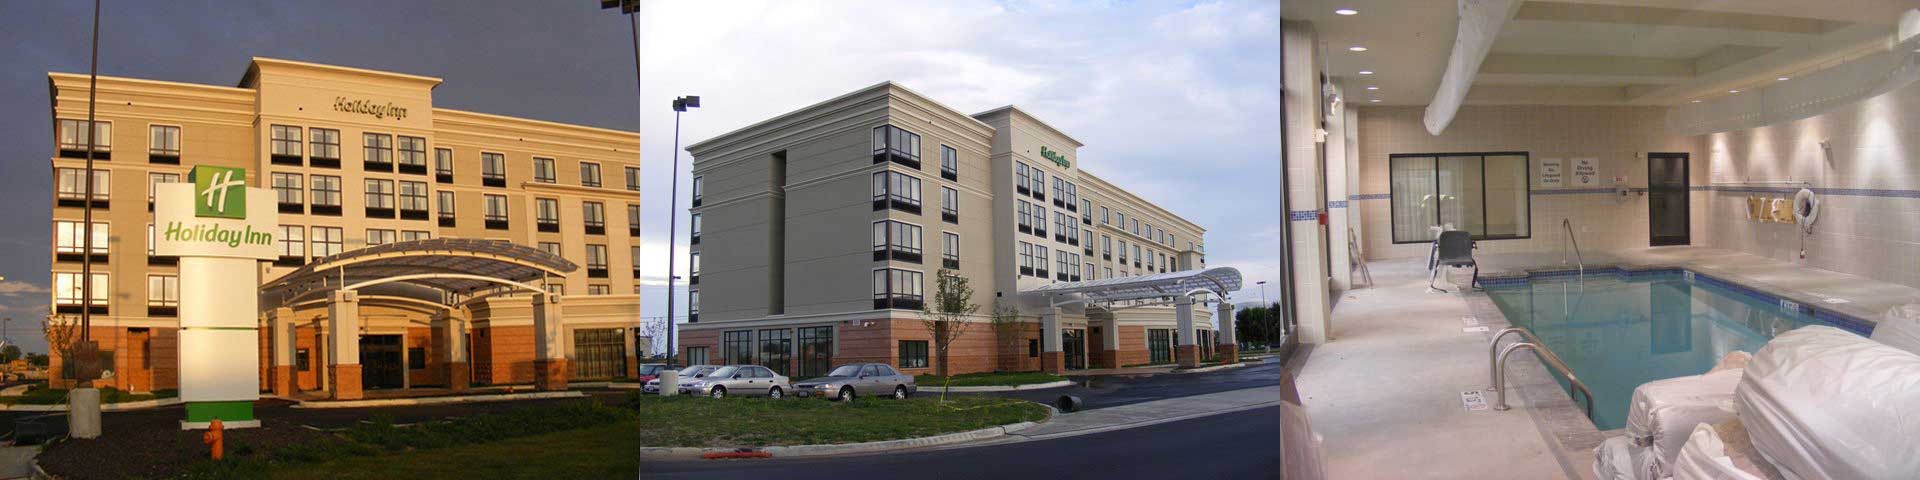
{"left": 155, "top": 169, "right": 277, "bottom": 430}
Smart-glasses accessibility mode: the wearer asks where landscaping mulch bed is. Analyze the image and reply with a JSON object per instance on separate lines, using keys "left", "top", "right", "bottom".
{"left": 38, "top": 416, "right": 332, "bottom": 480}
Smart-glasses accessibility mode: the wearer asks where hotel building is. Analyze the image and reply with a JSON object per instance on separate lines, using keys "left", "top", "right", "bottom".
{"left": 45, "top": 58, "right": 640, "bottom": 398}
{"left": 680, "top": 82, "right": 1237, "bottom": 378}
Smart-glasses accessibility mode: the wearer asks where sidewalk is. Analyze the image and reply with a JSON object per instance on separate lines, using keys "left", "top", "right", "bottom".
{"left": 996, "top": 386, "right": 1276, "bottom": 441}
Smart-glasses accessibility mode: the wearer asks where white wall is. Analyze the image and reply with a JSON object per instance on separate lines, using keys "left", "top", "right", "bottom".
{"left": 1354, "top": 105, "right": 1707, "bottom": 260}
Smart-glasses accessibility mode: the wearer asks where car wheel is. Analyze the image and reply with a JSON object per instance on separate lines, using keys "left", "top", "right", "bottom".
{"left": 893, "top": 385, "right": 908, "bottom": 399}
{"left": 710, "top": 386, "right": 726, "bottom": 399}
{"left": 838, "top": 386, "right": 856, "bottom": 402}
{"left": 769, "top": 387, "right": 783, "bottom": 399}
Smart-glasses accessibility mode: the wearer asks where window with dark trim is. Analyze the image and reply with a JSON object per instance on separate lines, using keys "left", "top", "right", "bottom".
{"left": 583, "top": 201, "right": 606, "bottom": 235}
{"left": 626, "top": 204, "right": 641, "bottom": 237}
{"left": 533, "top": 157, "right": 557, "bottom": 183}
{"left": 148, "top": 125, "right": 181, "bottom": 164}
{"left": 435, "top": 148, "right": 455, "bottom": 183}
{"left": 586, "top": 244, "right": 609, "bottom": 278}
{"left": 363, "top": 179, "right": 395, "bottom": 218}
{"left": 871, "top": 220, "right": 922, "bottom": 263}
{"left": 536, "top": 198, "right": 561, "bottom": 232}
{"left": 1388, "top": 152, "right": 1531, "bottom": 243}
{"left": 398, "top": 181, "right": 429, "bottom": 220}
{"left": 940, "top": 186, "right": 959, "bottom": 223}
{"left": 309, "top": 128, "right": 341, "bottom": 168}
{"left": 271, "top": 172, "right": 304, "bottom": 214}
{"left": 871, "top": 125, "right": 921, "bottom": 169}
{"left": 579, "top": 162, "right": 602, "bottom": 188}
{"left": 722, "top": 330, "right": 753, "bottom": 366}
{"left": 797, "top": 326, "right": 833, "bottom": 378}
{"left": 481, "top": 152, "right": 507, "bottom": 187}
{"left": 898, "top": 340, "right": 928, "bottom": 369}
{"left": 310, "top": 175, "right": 342, "bottom": 216}
{"left": 872, "top": 268, "right": 924, "bottom": 310}
{"left": 757, "top": 329, "right": 791, "bottom": 376}
{"left": 270, "top": 125, "right": 302, "bottom": 165}
{"left": 690, "top": 175, "right": 703, "bottom": 207}
{"left": 484, "top": 194, "right": 509, "bottom": 229}
{"left": 942, "top": 232, "right": 960, "bottom": 269}
{"left": 362, "top": 133, "right": 393, "bottom": 171}
{"left": 437, "top": 190, "right": 456, "bottom": 227}
{"left": 58, "top": 119, "right": 111, "bottom": 159}
{"left": 871, "top": 170, "right": 921, "bottom": 214}
{"left": 626, "top": 167, "right": 642, "bottom": 192}
{"left": 940, "top": 145, "right": 957, "bottom": 181}
{"left": 397, "top": 136, "right": 428, "bottom": 174}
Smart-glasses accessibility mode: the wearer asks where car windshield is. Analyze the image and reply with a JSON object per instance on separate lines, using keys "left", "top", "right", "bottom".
{"left": 677, "top": 366, "right": 708, "bottom": 376}
{"left": 639, "top": 365, "right": 664, "bottom": 375}
{"left": 708, "top": 366, "right": 739, "bottom": 378}
{"left": 827, "top": 365, "right": 864, "bottom": 377}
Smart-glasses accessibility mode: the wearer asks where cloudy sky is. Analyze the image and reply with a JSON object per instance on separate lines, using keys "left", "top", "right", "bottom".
{"left": 637, "top": 0, "right": 1283, "bottom": 346}
{"left": 0, "top": 0, "right": 636, "bottom": 353}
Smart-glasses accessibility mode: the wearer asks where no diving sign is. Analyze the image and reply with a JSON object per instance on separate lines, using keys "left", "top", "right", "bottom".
{"left": 1461, "top": 390, "right": 1490, "bottom": 411}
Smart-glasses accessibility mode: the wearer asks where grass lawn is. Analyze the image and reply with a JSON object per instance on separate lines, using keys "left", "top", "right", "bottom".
{"left": 912, "top": 371, "right": 1066, "bottom": 387}
{"left": 0, "top": 387, "right": 174, "bottom": 405}
{"left": 263, "top": 423, "right": 636, "bottom": 480}
{"left": 636, "top": 394, "right": 1048, "bottom": 448}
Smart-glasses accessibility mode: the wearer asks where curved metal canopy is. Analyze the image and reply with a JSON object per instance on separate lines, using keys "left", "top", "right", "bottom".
{"left": 1026, "top": 266, "right": 1243, "bottom": 304}
{"left": 262, "top": 238, "right": 577, "bottom": 307}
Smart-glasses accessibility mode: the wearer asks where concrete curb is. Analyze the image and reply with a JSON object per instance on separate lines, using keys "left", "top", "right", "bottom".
{"left": 0, "top": 397, "right": 182, "bottom": 412}
{"left": 291, "top": 391, "right": 585, "bottom": 409}
{"left": 915, "top": 380, "right": 1074, "bottom": 393}
{"left": 1006, "top": 399, "right": 1279, "bottom": 442}
{"left": 1171, "top": 362, "right": 1254, "bottom": 374}
{"left": 639, "top": 402, "right": 1056, "bottom": 460}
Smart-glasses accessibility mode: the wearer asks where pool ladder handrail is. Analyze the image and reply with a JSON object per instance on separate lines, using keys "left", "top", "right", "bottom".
{"left": 1488, "top": 327, "right": 1594, "bottom": 420}
{"left": 1563, "top": 218, "right": 1585, "bottom": 278}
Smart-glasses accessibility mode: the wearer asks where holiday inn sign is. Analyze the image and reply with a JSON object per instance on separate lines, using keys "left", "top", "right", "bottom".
{"left": 155, "top": 166, "right": 277, "bottom": 259}
{"left": 155, "top": 165, "right": 278, "bottom": 428}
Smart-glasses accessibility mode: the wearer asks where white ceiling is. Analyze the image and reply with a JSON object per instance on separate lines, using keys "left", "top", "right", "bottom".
{"left": 1283, "top": 0, "right": 1917, "bottom": 107}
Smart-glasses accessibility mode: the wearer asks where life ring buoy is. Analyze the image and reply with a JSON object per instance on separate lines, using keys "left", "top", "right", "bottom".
{"left": 1794, "top": 188, "right": 1820, "bottom": 232}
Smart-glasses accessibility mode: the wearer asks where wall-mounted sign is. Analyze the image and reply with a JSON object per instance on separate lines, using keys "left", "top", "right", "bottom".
{"left": 1040, "top": 146, "right": 1071, "bottom": 168}
{"left": 333, "top": 97, "right": 409, "bottom": 121}
{"left": 1572, "top": 157, "right": 1599, "bottom": 186}
{"left": 1539, "top": 158, "right": 1564, "bottom": 187}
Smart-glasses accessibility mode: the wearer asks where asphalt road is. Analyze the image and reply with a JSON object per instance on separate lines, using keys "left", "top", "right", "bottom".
{"left": 642, "top": 406, "right": 1281, "bottom": 479}
{"left": 955, "top": 357, "right": 1282, "bottom": 409}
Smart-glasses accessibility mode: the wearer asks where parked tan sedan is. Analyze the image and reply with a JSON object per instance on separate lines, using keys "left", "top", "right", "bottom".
{"left": 793, "top": 363, "right": 917, "bottom": 401}
{"left": 677, "top": 365, "right": 793, "bottom": 399}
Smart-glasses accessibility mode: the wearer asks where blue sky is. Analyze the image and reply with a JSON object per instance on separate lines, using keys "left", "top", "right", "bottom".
{"left": 0, "top": 1, "right": 636, "bottom": 353}
{"left": 636, "top": 0, "right": 1283, "bottom": 352}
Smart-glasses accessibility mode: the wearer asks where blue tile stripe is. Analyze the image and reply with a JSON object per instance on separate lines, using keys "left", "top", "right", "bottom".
{"left": 1483, "top": 266, "right": 1876, "bottom": 336}
{"left": 1288, "top": 210, "right": 1318, "bottom": 221}
{"left": 1328, "top": 200, "right": 1348, "bottom": 209}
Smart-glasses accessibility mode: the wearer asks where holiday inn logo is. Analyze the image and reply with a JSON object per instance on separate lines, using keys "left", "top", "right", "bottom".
{"left": 1040, "top": 146, "right": 1071, "bottom": 168}
{"left": 192, "top": 166, "right": 247, "bottom": 219}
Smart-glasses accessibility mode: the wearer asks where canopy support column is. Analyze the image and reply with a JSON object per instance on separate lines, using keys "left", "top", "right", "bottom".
{"left": 1099, "top": 312, "right": 1122, "bottom": 369}
{"left": 533, "top": 292, "right": 568, "bottom": 391}
{"left": 432, "top": 310, "right": 469, "bottom": 391}
{"left": 327, "top": 290, "right": 362, "bottom": 400}
{"left": 1216, "top": 301, "right": 1239, "bottom": 364}
{"left": 1176, "top": 295, "right": 1199, "bottom": 368}
{"left": 270, "top": 307, "right": 296, "bottom": 397}
{"left": 1040, "top": 305, "right": 1063, "bottom": 374}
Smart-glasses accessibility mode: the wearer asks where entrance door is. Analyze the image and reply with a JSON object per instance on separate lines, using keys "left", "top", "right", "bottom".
{"left": 1088, "top": 326, "right": 1104, "bottom": 368}
{"left": 1062, "top": 329, "right": 1086, "bottom": 370}
{"left": 1648, "top": 153, "right": 1690, "bottom": 246}
{"left": 359, "top": 335, "right": 405, "bottom": 390}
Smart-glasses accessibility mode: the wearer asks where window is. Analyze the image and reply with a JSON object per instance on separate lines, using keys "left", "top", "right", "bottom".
{"left": 437, "top": 191, "right": 456, "bottom": 226}
{"left": 366, "top": 229, "right": 395, "bottom": 246}
{"left": 397, "top": 136, "right": 427, "bottom": 174}
{"left": 940, "top": 145, "right": 958, "bottom": 180}
{"left": 586, "top": 244, "right": 609, "bottom": 277}
{"left": 310, "top": 175, "right": 342, "bottom": 215}
{"left": 1052, "top": 177, "right": 1064, "bottom": 205}
{"left": 1030, "top": 339, "right": 1040, "bottom": 358}
{"left": 583, "top": 201, "right": 606, "bottom": 235}
{"left": 1015, "top": 162, "right": 1031, "bottom": 194}
{"left": 54, "top": 221, "right": 107, "bottom": 256}
{"left": 1054, "top": 211, "right": 1067, "bottom": 242}
{"left": 580, "top": 162, "right": 602, "bottom": 187}
{"left": 1132, "top": 218, "right": 1140, "bottom": 236}
{"left": 797, "top": 326, "right": 833, "bottom": 378}
{"left": 1067, "top": 183, "right": 1080, "bottom": 211}
{"left": 1033, "top": 206, "right": 1048, "bottom": 237}
{"left": 56, "top": 168, "right": 110, "bottom": 205}
{"left": 690, "top": 176, "right": 703, "bottom": 206}
{"left": 481, "top": 152, "right": 507, "bottom": 187}
{"left": 1035, "top": 247, "right": 1049, "bottom": 277}
{"left": 312, "top": 226, "right": 344, "bottom": 257}
{"left": 1081, "top": 200, "right": 1092, "bottom": 224}
{"left": 1115, "top": 211, "right": 1125, "bottom": 228}
{"left": 1103, "top": 267, "right": 1113, "bottom": 278}
{"left": 689, "top": 251, "right": 701, "bottom": 283}
{"left": 54, "top": 272, "right": 108, "bottom": 306}
{"left": 870, "top": 125, "right": 921, "bottom": 168}
{"left": 362, "top": 133, "right": 393, "bottom": 170}
{"left": 435, "top": 148, "right": 454, "bottom": 181}
{"left": 758, "top": 329, "right": 792, "bottom": 376}
{"left": 1149, "top": 329, "right": 1172, "bottom": 364}
{"left": 587, "top": 285, "right": 611, "bottom": 295}
{"left": 1390, "top": 152, "right": 1532, "bottom": 242}
{"left": 1102, "top": 235, "right": 1113, "bottom": 259}
{"left": 1101, "top": 206, "right": 1111, "bottom": 224}
{"left": 1017, "top": 201, "right": 1033, "bottom": 234}
{"left": 685, "top": 347, "right": 709, "bottom": 365}
{"left": 634, "top": 246, "right": 645, "bottom": 278}
{"left": 690, "top": 213, "right": 702, "bottom": 244}
{"left": 364, "top": 179, "right": 395, "bottom": 217}
{"left": 538, "top": 242, "right": 562, "bottom": 256}
{"left": 148, "top": 125, "right": 181, "bottom": 161}
{"left": 146, "top": 275, "right": 179, "bottom": 312}
{"left": 401, "top": 230, "right": 429, "bottom": 242}
{"left": 870, "top": 171, "right": 921, "bottom": 214}
{"left": 940, "top": 186, "right": 959, "bottom": 223}
{"left": 1133, "top": 244, "right": 1142, "bottom": 267}
{"left": 872, "top": 268, "right": 924, "bottom": 310}
{"left": 722, "top": 331, "right": 753, "bottom": 366}
{"left": 898, "top": 340, "right": 928, "bottom": 369}
{"left": 626, "top": 167, "right": 642, "bottom": 192}
{"left": 310, "top": 128, "right": 341, "bottom": 167}
{"left": 278, "top": 225, "right": 305, "bottom": 259}
{"left": 627, "top": 204, "right": 641, "bottom": 236}
{"left": 271, "top": 173, "right": 303, "bottom": 213}
{"left": 1018, "top": 241, "right": 1034, "bottom": 276}
{"left": 871, "top": 220, "right": 923, "bottom": 263}
{"left": 942, "top": 232, "right": 960, "bottom": 269}
{"left": 689, "top": 290, "right": 700, "bottom": 320}
{"left": 536, "top": 198, "right": 561, "bottom": 232}
{"left": 533, "top": 157, "right": 557, "bottom": 183}
{"left": 408, "top": 347, "right": 427, "bottom": 370}
{"left": 484, "top": 194, "right": 509, "bottom": 229}
{"left": 1057, "top": 249, "right": 1070, "bottom": 281}
{"left": 398, "top": 181, "right": 429, "bottom": 219}
{"left": 1118, "top": 240, "right": 1128, "bottom": 262}
{"left": 148, "top": 172, "right": 181, "bottom": 205}
{"left": 58, "top": 119, "right": 111, "bottom": 156}
{"left": 1031, "top": 169, "right": 1046, "bottom": 200}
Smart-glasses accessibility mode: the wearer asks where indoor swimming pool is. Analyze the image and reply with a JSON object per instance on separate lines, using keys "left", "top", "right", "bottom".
{"left": 1485, "top": 271, "right": 1822, "bottom": 430}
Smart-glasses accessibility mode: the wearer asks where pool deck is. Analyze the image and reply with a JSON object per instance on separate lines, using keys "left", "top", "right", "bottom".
{"left": 1294, "top": 246, "right": 1915, "bottom": 479}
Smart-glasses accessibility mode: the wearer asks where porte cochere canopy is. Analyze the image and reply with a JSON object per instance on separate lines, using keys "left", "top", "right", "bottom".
{"left": 1026, "top": 266, "right": 1243, "bottom": 305}
{"left": 262, "top": 238, "right": 578, "bottom": 309}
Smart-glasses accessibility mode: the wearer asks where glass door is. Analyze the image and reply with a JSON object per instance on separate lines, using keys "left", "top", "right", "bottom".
{"left": 1062, "top": 329, "right": 1086, "bottom": 370}
{"left": 1648, "top": 153, "right": 1690, "bottom": 246}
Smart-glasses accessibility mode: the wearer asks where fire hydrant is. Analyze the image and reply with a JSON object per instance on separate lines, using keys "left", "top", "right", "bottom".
{"left": 202, "top": 419, "right": 225, "bottom": 460}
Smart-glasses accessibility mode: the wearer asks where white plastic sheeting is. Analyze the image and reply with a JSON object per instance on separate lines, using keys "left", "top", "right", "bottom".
{"left": 1629, "top": 367, "right": 1747, "bottom": 473}
{"left": 1422, "top": 0, "right": 1521, "bottom": 135}
{"left": 1735, "top": 325, "right": 1920, "bottom": 480}
{"left": 1670, "top": 423, "right": 1771, "bottom": 480}
{"left": 1872, "top": 303, "right": 1920, "bottom": 356}
{"left": 1595, "top": 435, "right": 1659, "bottom": 480}
{"left": 1666, "top": 9, "right": 1920, "bottom": 136}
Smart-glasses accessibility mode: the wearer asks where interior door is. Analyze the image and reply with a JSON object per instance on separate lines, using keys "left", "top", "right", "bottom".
{"left": 1648, "top": 153, "right": 1691, "bottom": 246}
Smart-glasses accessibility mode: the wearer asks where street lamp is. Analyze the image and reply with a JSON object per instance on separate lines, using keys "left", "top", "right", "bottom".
{"left": 1256, "top": 280, "right": 1275, "bottom": 347}
{"left": 664, "top": 95, "right": 699, "bottom": 367}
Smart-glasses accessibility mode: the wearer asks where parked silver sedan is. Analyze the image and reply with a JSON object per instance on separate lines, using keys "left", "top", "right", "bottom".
{"left": 678, "top": 365, "right": 792, "bottom": 399}
{"left": 793, "top": 363, "right": 917, "bottom": 401}
{"left": 644, "top": 364, "right": 720, "bottom": 394}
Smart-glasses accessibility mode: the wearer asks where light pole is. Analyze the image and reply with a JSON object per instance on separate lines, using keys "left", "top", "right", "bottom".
{"left": 664, "top": 95, "right": 698, "bottom": 367}
{"left": 1256, "top": 280, "right": 1274, "bottom": 347}
{"left": 600, "top": 0, "right": 640, "bottom": 374}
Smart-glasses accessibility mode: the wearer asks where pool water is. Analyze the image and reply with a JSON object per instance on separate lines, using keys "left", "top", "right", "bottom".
{"left": 1485, "top": 272, "right": 1816, "bottom": 430}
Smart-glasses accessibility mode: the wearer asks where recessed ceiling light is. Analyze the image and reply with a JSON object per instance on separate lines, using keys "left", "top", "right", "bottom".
{"left": 1369, "top": 99, "right": 1381, "bottom": 103}
{"left": 1358, "top": 70, "right": 1374, "bottom": 75}
{"left": 1777, "top": 77, "right": 1790, "bottom": 81}
{"left": 1691, "top": 100, "right": 1702, "bottom": 103}
{"left": 1349, "top": 46, "right": 1368, "bottom": 52}
{"left": 1366, "top": 86, "right": 1380, "bottom": 90}
{"left": 1729, "top": 89, "right": 1740, "bottom": 94}
{"left": 1335, "top": 8, "right": 1359, "bottom": 15}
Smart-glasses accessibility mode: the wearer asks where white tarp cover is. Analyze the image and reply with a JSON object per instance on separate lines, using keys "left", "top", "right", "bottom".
{"left": 1670, "top": 423, "right": 1769, "bottom": 480}
{"left": 1627, "top": 354, "right": 1750, "bottom": 475}
{"left": 1594, "top": 435, "right": 1658, "bottom": 480}
{"left": 1422, "top": 0, "right": 1520, "bottom": 135}
{"left": 1735, "top": 326, "right": 1920, "bottom": 480}
{"left": 1871, "top": 303, "right": 1920, "bottom": 356}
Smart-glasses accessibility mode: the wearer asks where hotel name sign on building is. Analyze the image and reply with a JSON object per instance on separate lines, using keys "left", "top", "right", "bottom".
{"left": 1040, "top": 146, "right": 1071, "bottom": 168}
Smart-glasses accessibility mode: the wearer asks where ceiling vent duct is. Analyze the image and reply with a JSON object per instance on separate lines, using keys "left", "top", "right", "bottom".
{"left": 1422, "top": 0, "right": 1521, "bottom": 136}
